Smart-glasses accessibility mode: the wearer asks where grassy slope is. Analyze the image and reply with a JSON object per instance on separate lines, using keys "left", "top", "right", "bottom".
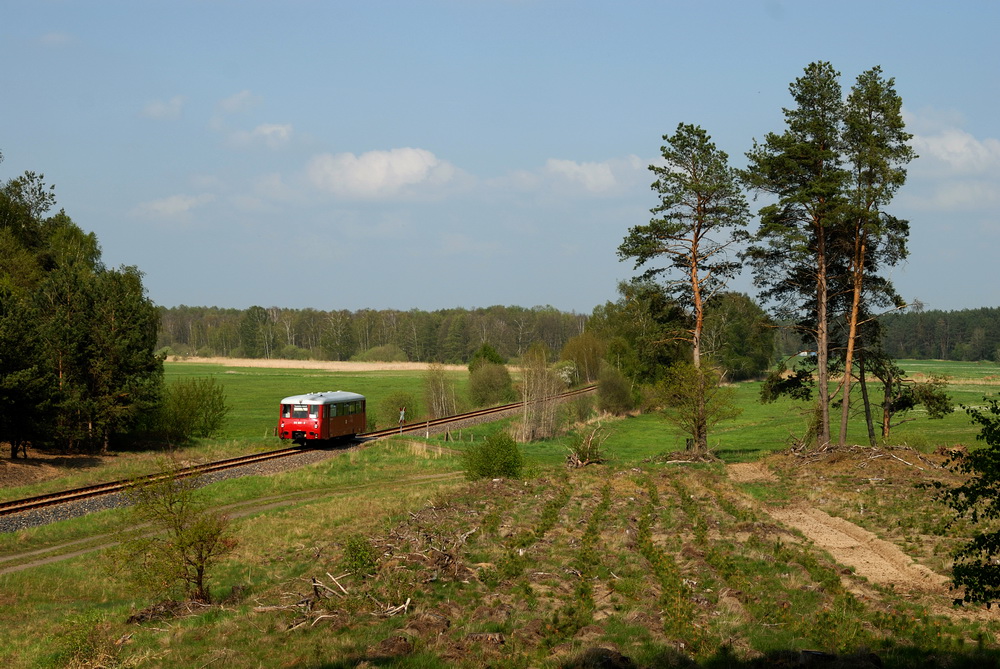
{"left": 2, "top": 360, "right": 1000, "bottom": 667}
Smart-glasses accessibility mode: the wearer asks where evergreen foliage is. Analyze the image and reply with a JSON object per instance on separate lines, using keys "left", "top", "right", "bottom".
{"left": 0, "top": 161, "right": 163, "bottom": 454}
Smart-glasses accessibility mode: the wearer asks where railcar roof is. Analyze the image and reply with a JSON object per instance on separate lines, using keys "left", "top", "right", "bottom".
{"left": 280, "top": 391, "right": 366, "bottom": 405}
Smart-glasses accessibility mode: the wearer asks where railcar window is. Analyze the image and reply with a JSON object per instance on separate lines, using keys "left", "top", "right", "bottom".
{"left": 282, "top": 405, "right": 291, "bottom": 418}
{"left": 310, "top": 405, "right": 319, "bottom": 418}
{"left": 292, "top": 405, "right": 309, "bottom": 418}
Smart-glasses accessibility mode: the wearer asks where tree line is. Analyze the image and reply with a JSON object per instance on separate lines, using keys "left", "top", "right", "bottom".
{"left": 0, "top": 153, "right": 229, "bottom": 456}
{"left": 156, "top": 304, "right": 588, "bottom": 364}
{"left": 880, "top": 306, "right": 1000, "bottom": 362}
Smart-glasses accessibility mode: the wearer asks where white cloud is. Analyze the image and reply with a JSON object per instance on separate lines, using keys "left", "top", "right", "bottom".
{"left": 911, "top": 127, "right": 1000, "bottom": 174}
{"left": 141, "top": 95, "right": 185, "bottom": 120}
{"left": 500, "top": 155, "right": 645, "bottom": 197}
{"left": 230, "top": 123, "right": 293, "bottom": 149}
{"left": 218, "top": 90, "right": 261, "bottom": 115}
{"left": 545, "top": 159, "right": 617, "bottom": 193}
{"left": 901, "top": 109, "right": 1000, "bottom": 211}
{"left": 306, "top": 147, "right": 457, "bottom": 199}
{"left": 131, "top": 193, "right": 215, "bottom": 219}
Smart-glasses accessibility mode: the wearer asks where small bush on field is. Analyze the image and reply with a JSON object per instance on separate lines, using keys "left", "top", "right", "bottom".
{"left": 158, "top": 377, "right": 229, "bottom": 441}
{"left": 598, "top": 364, "right": 634, "bottom": 415}
{"left": 463, "top": 431, "right": 524, "bottom": 480}
{"left": 342, "top": 534, "right": 379, "bottom": 577}
{"left": 566, "top": 425, "right": 608, "bottom": 468}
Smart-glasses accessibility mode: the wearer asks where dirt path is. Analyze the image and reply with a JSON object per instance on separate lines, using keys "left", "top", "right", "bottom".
{"left": 726, "top": 461, "right": 947, "bottom": 592}
{"left": 767, "top": 505, "right": 948, "bottom": 591}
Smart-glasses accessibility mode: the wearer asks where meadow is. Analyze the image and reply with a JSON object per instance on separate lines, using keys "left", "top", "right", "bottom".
{"left": 1, "top": 358, "right": 999, "bottom": 668}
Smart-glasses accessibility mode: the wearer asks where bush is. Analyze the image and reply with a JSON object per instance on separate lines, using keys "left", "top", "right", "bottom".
{"left": 158, "top": 377, "right": 229, "bottom": 441}
{"left": 342, "top": 534, "right": 379, "bottom": 577}
{"left": 597, "top": 364, "right": 634, "bottom": 415}
{"left": 463, "top": 431, "right": 524, "bottom": 480}
{"left": 468, "top": 362, "right": 516, "bottom": 407}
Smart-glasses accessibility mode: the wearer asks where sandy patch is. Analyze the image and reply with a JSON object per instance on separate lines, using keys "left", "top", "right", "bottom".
{"left": 768, "top": 505, "right": 947, "bottom": 592}
{"left": 727, "top": 462, "right": 777, "bottom": 483}
{"left": 166, "top": 356, "right": 467, "bottom": 372}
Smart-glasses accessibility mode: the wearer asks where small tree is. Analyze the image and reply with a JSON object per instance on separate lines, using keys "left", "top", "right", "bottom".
{"left": 424, "top": 362, "right": 457, "bottom": 418}
{"left": 934, "top": 399, "right": 1000, "bottom": 606}
{"left": 111, "top": 467, "right": 237, "bottom": 603}
{"left": 619, "top": 123, "right": 748, "bottom": 451}
{"left": 659, "top": 363, "right": 741, "bottom": 455}
{"left": 517, "top": 344, "right": 563, "bottom": 441}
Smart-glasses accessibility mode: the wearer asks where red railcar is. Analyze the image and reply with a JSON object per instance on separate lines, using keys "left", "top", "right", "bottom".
{"left": 278, "top": 391, "right": 366, "bottom": 445}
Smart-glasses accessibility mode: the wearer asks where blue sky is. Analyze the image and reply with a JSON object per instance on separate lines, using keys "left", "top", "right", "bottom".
{"left": 2, "top": 1, "right": 998, "bottom": 314}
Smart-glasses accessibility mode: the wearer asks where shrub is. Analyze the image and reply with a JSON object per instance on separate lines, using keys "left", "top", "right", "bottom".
{"left": 463, "top": 431, "right": 524, "bottom": 480}
{"left": 597, "top": 364, "right": 634, "bottom": 415}
{"left": 158, "top": 377, "right": 229, "bottom": 441}
{"left": 468, "top": 362, "right": 516, "bottom": 407}
{"left": 342, "top": 534, "right": 379, "bottom": 577}
{"left": 375, "top": 391, "right": 419, "bottom": 429}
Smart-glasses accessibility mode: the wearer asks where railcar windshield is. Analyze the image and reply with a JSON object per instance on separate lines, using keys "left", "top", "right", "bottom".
{"left": 289, "top": 404, "right": 317, "bottom": 419}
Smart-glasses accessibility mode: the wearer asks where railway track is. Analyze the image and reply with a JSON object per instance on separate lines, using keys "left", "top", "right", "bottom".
{"left": 0, "top": 385, "right": 595, "bottom": 520}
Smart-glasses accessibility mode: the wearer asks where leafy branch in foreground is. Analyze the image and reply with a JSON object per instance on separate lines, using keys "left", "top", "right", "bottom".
{"left": 932, "top": 398, "right": 1000, "bottom": 606}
